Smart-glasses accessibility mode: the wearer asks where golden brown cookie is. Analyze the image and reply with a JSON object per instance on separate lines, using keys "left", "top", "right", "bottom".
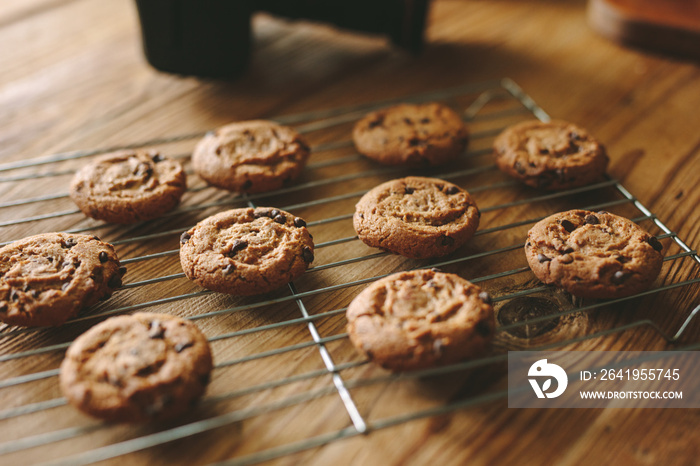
{"left": 353, "top": 176, "right": 480, "bottom": 259}
{"left": 352, "top": 103, "right": 469, "bottom": 166}
{"left": 526, "top": 210, "right": 665, "bottom": 298}
{"left": 60, "top": 313, "right": 213, "bottom": 423}
{"left": 70, "top": 150, "right": 187, "bottom": 224}
{"left": 179, "top": 208, "right": 314, "bottom": 295}
{"left": 494, "top": 120, "right": 609, "bottom": 190}
{"left": 346, "top": 270, "right": 495, "bottom": 371}
{"left": 192, "top": 120, "right": 310, "bottom": 193}
{"left": 0, "top": 233, "right": 124, "bottom": 327}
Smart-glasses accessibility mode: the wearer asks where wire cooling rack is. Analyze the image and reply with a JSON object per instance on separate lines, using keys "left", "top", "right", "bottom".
{"left": 0, "top": 78, "right": 698, "bottom": 465}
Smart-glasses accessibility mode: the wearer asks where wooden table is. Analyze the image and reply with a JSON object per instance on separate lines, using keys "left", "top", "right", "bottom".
{"left": 1, "top": 1, "right": 699, "bottom": 464}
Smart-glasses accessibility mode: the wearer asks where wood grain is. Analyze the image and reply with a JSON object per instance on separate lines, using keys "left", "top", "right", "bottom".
{"left": 0, "top": 0, "right": 699, "bottom": 464}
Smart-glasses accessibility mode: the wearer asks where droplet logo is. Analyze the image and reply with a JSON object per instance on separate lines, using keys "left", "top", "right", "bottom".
{"left": 528, "top": 359, "right": 568, "bottom": 398}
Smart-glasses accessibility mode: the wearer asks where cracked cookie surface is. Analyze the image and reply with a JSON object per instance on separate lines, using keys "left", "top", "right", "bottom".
{"left": 526, "top": 210, "right": 664, "bottom": 298}
{"left": 346, "top": 270, "right": 495, "bottom": 371}
{"left": 70, "top": 150, "right": 187, "bottom": 224}
{"left": 0, "top": 233, "right": 124, "bottom": 327}
{"left": 60, "top": 312, "right": 212, "bottom": 422}
{"left": 192, "top": 120, "right": 310, "bottom": 193}
{"left": 180, "top": 208, "right": 314, "bottom": 295}
{"left": 354, "top": 176, "right": 480, "bottom": 259}
{"left": 494, "top": 120, "right": 608, "bottom": 190}
{"left": 352, "top": 103, "right": 469, "bottom": 166}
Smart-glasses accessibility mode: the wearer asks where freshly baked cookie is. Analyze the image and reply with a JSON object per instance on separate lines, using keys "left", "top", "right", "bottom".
{"left": 192, "top": 120, "right": 310, "bottom": 193}
{"left": 526, "top": 210, "right": 664, "bottom": 298}
{"left": 180, "top": 208, "right": 314, "bottom": 295}
{"left": 70, "top": 150, "right": 187, "bottom": 224}
{"left": 60, "top": 313, "right": 213, "bottom": 423}
{"left": 354, "top": 176, "right": 480, "bottom": 259}
{"left": 0, "top": 233, "right": 124, "bottom": 327}
{"left": 352, "top": 103, "right": 469, "bottom": 166}
{"left": 494, "top": 120, "right": 609, "bottom": 190}
{"left": 346, "top": 270, "right": 495, "bottom": 371}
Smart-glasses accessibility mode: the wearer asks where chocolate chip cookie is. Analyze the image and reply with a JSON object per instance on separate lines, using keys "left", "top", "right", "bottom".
{"left": 352, "top": 103, "right": 469, "bottom": 166}
{"left": 192, "top": 120, "right": 310, "bottom": 193}
{"left": 70, "top": 150, "right": 187, "bottom": 224}
{"left": 0, "top": 233, "right": 124, "bottom": 327}
{"left": 60, "top": 313, "right": 213, "bottom": 423}
{"left": 494, "top": 120, "right": 609, "bottom": 190}
{"left": 354, "top": 176, "right": 480, "bottom": 259}
{"left": 526, "top": 210, "right": 665, "bottom": 298}
{"left": 180, "top": 208, "right": 314, "bottom": 295}
{"left": 346, "top": 270, "right": 495, "bottom": 371}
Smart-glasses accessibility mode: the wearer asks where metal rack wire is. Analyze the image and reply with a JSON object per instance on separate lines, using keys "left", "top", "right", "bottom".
{"left": 0, "top": 78, "right": 698, "bottom": 466}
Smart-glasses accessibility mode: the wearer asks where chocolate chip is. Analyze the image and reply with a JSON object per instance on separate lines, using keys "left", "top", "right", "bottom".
{"left": 92, "top": 236, "right": 101, "bottom": 241}
{"left": 561, "top": 220, "right": 576, "bottom": 233}
{"left": 612, "top": 270, "right": 630, "bottom": 284}
{"left": 476, "top": 320, "right": 492, "bottom": 337}
{"left": 148, "top": 320, "right": 165, "bottom": 339}
{"left": 229, "top": 240, "right": 248, "bottom": 256}
{"left": 560, "top": 254, "right": 573, "bottom": 264}
{"left": 479, "top": 291, "right": 492, "bottom": 305}
{"left": 47, "top": 257, "right": 54, "bottom": 263}
{"left": 136, "top": 162, "right": 153, "bottom": 178}
{"left": 430, "top": 267, "right": 442, "bottom": 273}
{"left": 223, "top": 264, "right": 235, "bottom": 275}
{"left": 404, "top": 187, "right": 415, "bottom": 195}
{"left": 108, "top": 274, "right": 122, "bottom": 289}
{"left": 647, "top": 236, "right": 663, "bottom": 252}
{"left": 444, "top": 186, "right": 460, "bottom": 195}
{"left": 357, "top": 213, "right": 364, "bottom": 219}
{"left": 254, "top": 210, "right": 270, "bottom": 218}
{"left": 539, "top": 148, "right": 549, "bottom": 155}
{"left": 440, "top": 236, "right": 455, "bottom": 247}
{"left": 302, "top": 246, "right": 314, "bottom": 263}
{"left": 570, "top": 131, "right": 581, "bottom": 141}
{"left": 119, "top": 266, "right": 127, "bottom": 276}
{"left": 562, "top": 247, "right": 574, "bottom": 254}
{"left": 270, "top": 209, "right": 280, "bottom": 219}
{"left": 368, "top": 117, "right": 384, "bottom": 129}
{"left": 408, "top": 137, "right": 423, "bottom": 147}
{"left": 420, "top": 118, "right": 430, "bottom": 124}
{"left": 99, "top": 252, "right": 109, "bottom": 263}
{"left": 537, "top": 254, "right": 551, "bottom": 263}
{"left": 151, "top": 153, "right": 164, "bottom": 163}
{"left": 242, "top": 180, "right": 253, "bottom": 191}
{"left": 597, "top": 210, "right": 609, "bottom": 215}
{"left": 274, "top": 214, "right": 286, "bottom": 224}
{"left": 514, "top": 161, "right": 525, "bottom": 174}
{"left": 403, "top": 118, "right": 413, "bottom": 125}
{"left": 526, "top": 242, "right": 531, "bottom": 248}
{"left": 293, "top": 217, "right": 306, "bottom": 228}
{"left": 63, "top": 238, "right": 76, "bottom": 249}
{"left": 175, "top": 341, "right": 194, "bottom": 353}
{"left": 180, "top": 232, "right": 191, "bottom": 244}
{"left": 584, "top": 214, "right": 599, "bottom": 225}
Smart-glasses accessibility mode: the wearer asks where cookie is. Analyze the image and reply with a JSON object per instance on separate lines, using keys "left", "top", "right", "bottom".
{"left": 494, "top": 120, "right": 609, "bottom": 190}
{"left": 60, "top": 312, "right": 213, "bottom": 423}
{"left": 70, "top": 150, "right": 187, "bottom": 224}
{"left": 526, "top": 210, "right": 664, "bottom": 298}
{"left": 353, "top": 176, "right": 480, "bottom": 259}
{"left": 192, "top": 120, "right": 310, "bottom": 193}
{"left": 346, "top": 270, "right": 495, "bottom": 371}
{"left": 352, "top": 103, "right": 469, "bottom": 166}
{"left": 0, "top": 233, "right": 124, "bottom": 327}
{"left": 180, "top": 207, "right": 314, "bottom": 295}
